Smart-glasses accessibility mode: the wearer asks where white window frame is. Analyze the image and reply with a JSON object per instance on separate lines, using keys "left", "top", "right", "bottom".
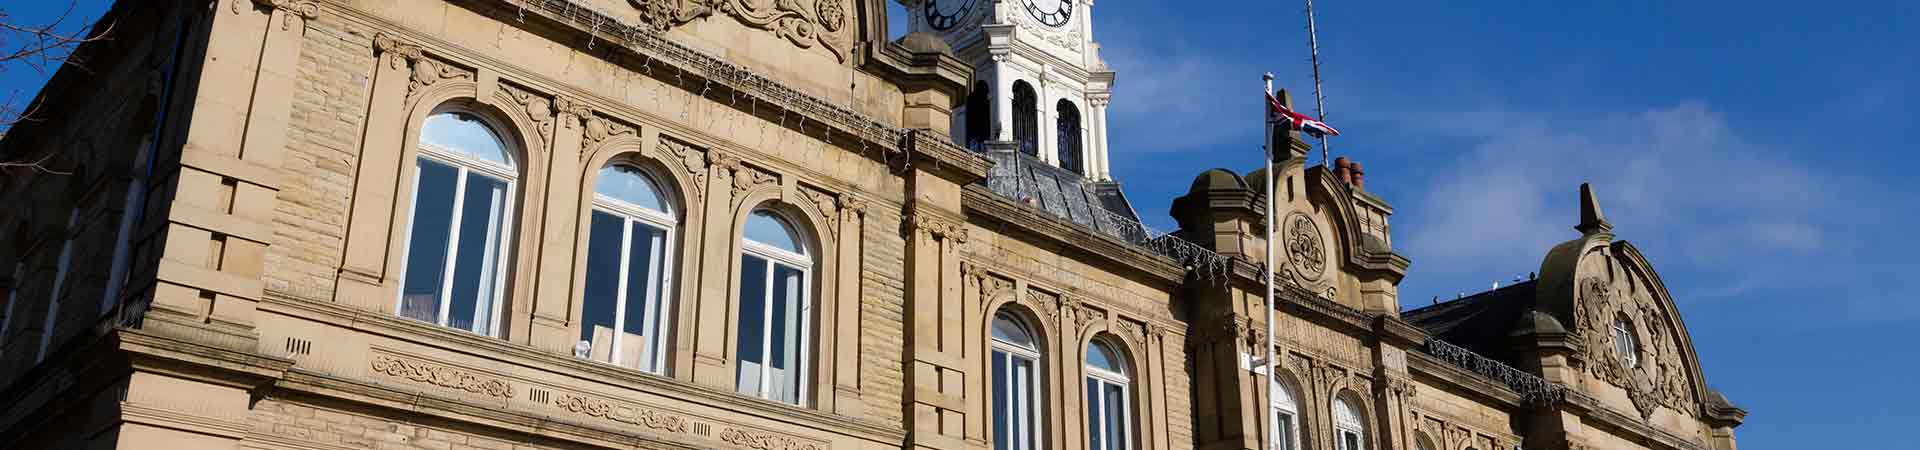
{"left": 36, "top": 208, "right": 79, "bottom": 362}
{"left": 1270, "top": 379, "right": 1300, "bottom": 450}
{"left": 1333, "top": 398, "right": 1365, "bottom": 450}
{"left": 992, "top": 313, "right": 1044, "bottom": 450}
{"left": 393, "top": 112, "right": 517, "bottom": 337}
{"left": 584, "top": 165, "right": 677, "bottom": 374}
{"left": 736, "top": 213, "right": 813, "bottom": 406}
{"left": 1613, "top": 316, "right": 1638, "bottom": 368}
{"left": 1086, "top": 343, "right": 1132, "bottom": 450}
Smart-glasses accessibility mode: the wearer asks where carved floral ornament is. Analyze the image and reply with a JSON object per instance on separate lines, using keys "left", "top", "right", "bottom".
{"left": 1283, "top": 212, "right": 1327, "bottom": 282}
{"left": 369, "top": 355, "right": 515, "bottom": 399}
{"left": 551, "top": 392, "right": 689, "bottom": 432}
{"left": 719, "top": 427, "right": 826, "bottom": 450}
{"left": 658, "top": 136, "right": 710, "bottom": 201}
{"left": 626, "top": 0, "right": 853, "bottom": 62}
{"left": 1575, "top": 265, "right": 1698, "bottom": 420}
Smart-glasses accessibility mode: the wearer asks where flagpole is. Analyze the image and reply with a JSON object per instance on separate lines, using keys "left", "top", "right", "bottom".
{"left": 1304, "top": 0, "right": 1331, "bottom": 167}
{"left": 1260, "top": 72, "right": 1279, "bottom": 450}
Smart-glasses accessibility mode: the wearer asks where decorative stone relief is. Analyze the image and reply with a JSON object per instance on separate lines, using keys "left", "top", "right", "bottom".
{"left": 503, "top": 83, "right": 557, "bottom": 143}
{"left": 1024, "top": 289, "right": 1059, "bottom": 324}
{"left": 1576, "top": 261, "right": 1699, "bottom": 418}
{"left": 658, "top": 136, "right": 708, "bottom": 201}
{"left": 625, "top": 0, "right": 852, "bottom": 62}
{"left": 799, "top": 185, "right": 841, "bottom": 233}
{"left": 1387, "top": 375, "right": 1418, "bottom": 399}
{"left": 368, "top": 355, "right": 515, "bottom": 399}
{"left": 402, "top": 51, "right": 474, "bottom": 102}
{"left": 551, "top": 392, "right": 689, "bottom": 432}
{"left": 718, "top": 427, "right": 825, "bottom": 450}
{"left": 904, "top": 209, "right": 967, "bottom": 243}
{"left": 556, "top": 97, "right": 593, "bottom": 133}
{"left": 249, "top": 0, "right": 319, "bottom": 30}
{"left": 726, "top": 157, "right": 777, "bottom": 205}
{"left": 1284, "top": 212, "right": 1326, "bottom": 282}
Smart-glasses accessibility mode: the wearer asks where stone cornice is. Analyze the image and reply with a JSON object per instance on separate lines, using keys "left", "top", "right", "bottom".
{"left": 959, "top": 185, "right": 1185, "bottom": 285}
{"left": 257, "top": 291, "right": 907, "bottom": 445}
{"left": 408, "top": 0, "right": 992, "bottom": 185}
{"left": 1561, "top": 392, "right": 1714, "bottom": 450}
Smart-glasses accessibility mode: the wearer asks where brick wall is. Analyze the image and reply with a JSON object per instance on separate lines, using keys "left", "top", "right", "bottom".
{"left": 858, "top": 206, "right": 907, "bottom": 429}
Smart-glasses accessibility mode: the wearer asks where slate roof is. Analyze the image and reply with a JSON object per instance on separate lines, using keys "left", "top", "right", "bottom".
{"left": 1402, "top": 280, "right": 1541, "bottom": 366}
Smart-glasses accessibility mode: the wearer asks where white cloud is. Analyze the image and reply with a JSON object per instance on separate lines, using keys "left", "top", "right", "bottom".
{"left": 1392, "top": 101, "right": 1904, "bottom": 325}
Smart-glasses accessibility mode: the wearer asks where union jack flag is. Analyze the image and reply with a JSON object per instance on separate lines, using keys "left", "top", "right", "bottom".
{"left": 1266, "top": 93, "right": 1339, "bottom": 138}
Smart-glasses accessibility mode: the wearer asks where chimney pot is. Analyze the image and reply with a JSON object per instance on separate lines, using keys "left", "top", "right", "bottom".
{"left": 1350, "top": 161, "right": 1366, "bottom": 190}
{"left": 1333, "top": 157, "right": 1352, "bottom": 184}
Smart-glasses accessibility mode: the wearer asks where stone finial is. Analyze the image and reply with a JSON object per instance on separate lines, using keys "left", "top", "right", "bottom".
{"left": 1576, "top": 182, "right": 1613, "bottom": 235}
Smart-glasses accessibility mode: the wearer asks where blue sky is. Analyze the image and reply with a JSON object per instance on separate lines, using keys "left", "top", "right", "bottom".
{"left": 6, "top": 1, "right": 1915, "bottom": 449}
{"left": 886, "top": 1, "right": 1916, "bottom": 448}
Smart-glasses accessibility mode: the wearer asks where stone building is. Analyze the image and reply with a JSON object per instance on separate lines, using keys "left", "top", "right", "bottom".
{"left": 0, "top": 1, "right": 1744, "bottom": 450}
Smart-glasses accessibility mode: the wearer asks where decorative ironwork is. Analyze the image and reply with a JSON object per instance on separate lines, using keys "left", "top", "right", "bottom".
{"left": 1423, "top": 338, "right": 1568, "bottom": 407}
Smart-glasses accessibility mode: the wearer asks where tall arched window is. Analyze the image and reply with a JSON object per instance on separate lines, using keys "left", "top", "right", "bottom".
{"left": 36, "top": 208, "right": 77, "bottom": 362}
{"left": 580, "top": 164, "right": 677, "bottom": 373}
{"left": 968, "top": 80, "right": 992, "bottom": 149}
{"left": 1270, "top": 379, "right": 1301, "bottom": 450}
{"left": 993, "top": 312, "right": 1043, "bottom": 450}
{"left": 1086, "top": 341, "right": 1131, "bottom": 450}
{"left": 1056, "top": 100, "right": 1083, "bottom": 175}
{"left": 1613, "top": 315, "right": 1639, "bottom": 368}
{"left": 1333, "top": 397, "right": 1366, "bottom": 450}
{"left": 397, "top": 111, "right": 517, "bottom": 336}
{"left": 735, "top": 210, "right": 813, "bottom": 405}
{"left": 1013, "top": 81, "right": 1039, "bottom": 157}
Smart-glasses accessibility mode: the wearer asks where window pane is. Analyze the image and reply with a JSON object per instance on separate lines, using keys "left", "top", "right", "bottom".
{"left": 993, "top": 351, "right": 1009, "bottom": 450}
{"left": 744, "top": 211, "right": 804, "bottom": 254}
{"left": 1342, "top": 432, "right": 1360, "bottom": 450}
{"left": 992, "top": 314, "right": 1035, "bottom": 348}
{"left": 735, "top": 255, "right": 768, "bottom": 395}
{"left": 596, "top": 165, "right": 668, "bottom": 213}
{"left": 1275, "top": 414, "right": 1293, "bottom": 450}
{"left": 447, "top": 173, "right": 507, "bottom": 334}
{"left": 1088, "top": 342, "right": 1119, "bottom": 374}
{"left": 624, "top": 222, "right": 661, "bottom": 339}
{"left": 1105, "top": 383, "right": 1126, "bottom": 450}
{"left": 580, "top": 211, "right": 625, "bottom": 359}
{"left": 421, "top": 113, "right": 511, "bottom": 166}
{"left": 1013, "top": 356, "right": 1033, "bottom": 450}
{"left": 1086, "top": 378, "right": 1103, "bottom": 450}
{"left": 770, "top": 263, "right": 803, "bottom": 403}
{"left": 400, "top": 159, "right": 460, "bottom": 324}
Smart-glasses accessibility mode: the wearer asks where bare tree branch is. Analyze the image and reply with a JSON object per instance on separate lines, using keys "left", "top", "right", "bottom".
{"left": 0, "top": 2, "right": 112, "bottom": 174}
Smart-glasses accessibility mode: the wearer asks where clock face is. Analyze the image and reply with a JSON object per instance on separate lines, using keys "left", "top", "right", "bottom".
{"left": 1023, "top": 0, "right": 1072, "bottom": 27}
{"left": 925, "top": 0, "right": 975, "bottom": 31}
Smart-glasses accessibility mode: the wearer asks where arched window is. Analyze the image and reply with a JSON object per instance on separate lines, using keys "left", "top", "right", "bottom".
{"left": 1333, "top": 397, "right": 1365, "bottom": 450}
{"left": 1086, "top": 340, "right": 1131, "bottom": 450}
{"left": 1270, "top": 378, "right": 1301, "bottom": 450}
{"left": 1613, "top": 315, "right": 1639, "bottom": 368}
{"left": 735, "top": 210, "right": 813, "bottom": 405}
{"left": 579, "top": 164, "right": 677, "bottom": 373}
{"left": 968, "top": 80, "right": 993, "bottom": 149}
{"left": 993, "top": 312, "right": 1043, "bottom": 450}
{"left": 1013, "top": 81, "right": 1039, "bottom": 157}
{"left": 397, "top": 111, "right": 517, "bottom": 336}
{"left": 1056, "top": 100, "right": 1083, "bottom": 175}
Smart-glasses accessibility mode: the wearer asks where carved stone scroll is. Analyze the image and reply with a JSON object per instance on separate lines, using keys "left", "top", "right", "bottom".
{"left": 368, "top": 355, "right": 515, "bottom": 399}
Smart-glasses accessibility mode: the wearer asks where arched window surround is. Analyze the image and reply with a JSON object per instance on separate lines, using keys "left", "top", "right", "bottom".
{"left": 988, "top": 307, "right": 1048, "bottom": 450}
{"left": 1331, "top": 390, "right": 1370, "bottom": 450}
{"left": 381, "top": 86, "right": 551, "bottom": 340}
{"left": 1084, "top": 335, "right": 1136, "bottom": 450}
{"left": 571, "top": 137, "right": 705, "bottom": 377}
{"left": 1269, "top": 375, "right": 1305, "bottom": 450}
{"left": 394, "top": 106, "right": 522, "bottom": 337}
{"left": 724, "top": 191, "right": 842, "bottom": 408}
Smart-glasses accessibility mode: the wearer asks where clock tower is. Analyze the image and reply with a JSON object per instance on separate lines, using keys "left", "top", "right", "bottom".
{"left": 902, "top": 0, "right": 1117, "bottom": 181}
